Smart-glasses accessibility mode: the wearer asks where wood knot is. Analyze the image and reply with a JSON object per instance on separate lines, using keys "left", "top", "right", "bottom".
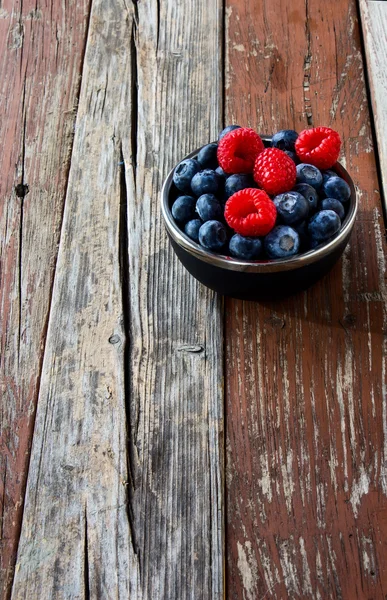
{"left": 15, "top": 183, "right": 29, "bottom": 198}
{"left": 340, "top": 313, "right": 357, "bottom": 331}
{"left": 176, "top": 344, "right": 204, "bottom": 354}
{"left": 109, "top": 334, "right": 120, "bottom": 344}
{"left": 265, "top": 315, "right": 285, "bottom": 329}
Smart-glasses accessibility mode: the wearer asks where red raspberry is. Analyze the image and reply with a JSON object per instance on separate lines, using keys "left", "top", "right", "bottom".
{"left": 224, "top": 188, "right": 277, "bottom": 237}
{"left": 295, "top": 127, "right": 341, "bottom": 169}
{"left": 217, "top": 128, "right": 264, "bottom": 174}
{"left": 253, "top": 148, "right": 296, "bottom": 195}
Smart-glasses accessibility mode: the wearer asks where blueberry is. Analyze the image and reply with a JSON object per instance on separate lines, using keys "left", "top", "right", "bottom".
{"left": 309, "top": 235, "right": 336, "bottom": 250}
{"left": 322, "top": 176, "right": 351, "bottom": 203}
{"left": 225, "top": 173, "right": 255, "bottom": 199}
{"left": 173, "top": 159, "right": 201, "bottom": 193}
{"left": 215, "top": 167, "right": 228, "bottom": 198}
{"left": 285, "top": 150, "right": 300, "bottom": 165}
{"left": 273, "top": 191, "right": 309, "bottom": 225}
{"left": 322, "top": 169, "right": 337, "bottom": 185}
{"left": 308, "top": 209, "right": 341, "bottom": 241}
{"left": 198, "top": 143, "right": 219, "bottom": 169}
{"left": 171, "top": 195, "right": 196, "bottom": 224}
{"left": 219, "top": 125, "right": 241, "bottom": 140}
{"left": 191, "top": 169, "right": 219, "bottom": 196}
{"left": 199, "top": 220, "right": 228, "bottom": 251}
{"left": 293, "top": 183, "right": 319, "bottom": 212}
{"left": 296, "top": 163, "right": 323, "bottom": 190}
{"left": 264, "top": 226, "right": 300, "bottom": 259}
{"left": 184, "top": 219, "right": 202, "bottom": 242}
{"left": 271, "top": 129, "right": 299, "bottom": 152}
{"left": 215, "top": 166, "right": 230, "bottom": 180}
{"left": 293, "top": 220, "right": 309, "bottom": 249}
{"left": 229, "top": 234, "right": 262, "bottom": 260}
{"left": 321, "top": 198, "right": 345, "bottom": 220}
{"left": 196, "top": 194, "right": 223, "bottom": 222}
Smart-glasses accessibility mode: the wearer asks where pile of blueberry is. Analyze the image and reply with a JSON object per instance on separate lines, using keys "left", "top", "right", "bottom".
{"left": 170, "top": 126, "right": 351, "bottom": 260}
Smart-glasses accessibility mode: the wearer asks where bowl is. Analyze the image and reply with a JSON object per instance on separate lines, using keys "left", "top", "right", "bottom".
{"left": 161, "top": 137, "right": 358, "bottom": 300}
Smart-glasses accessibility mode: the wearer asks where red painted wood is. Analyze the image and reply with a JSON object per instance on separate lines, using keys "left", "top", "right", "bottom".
{"left": 225, "top": 0, "right": 387, "bottom": 598}
{"left": 0, "top": 1, "right": 90, "bottom": 597}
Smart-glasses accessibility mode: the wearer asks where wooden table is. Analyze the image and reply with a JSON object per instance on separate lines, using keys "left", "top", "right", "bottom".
{"left": 1, "top": 0, "right": 386, "bottom": 598}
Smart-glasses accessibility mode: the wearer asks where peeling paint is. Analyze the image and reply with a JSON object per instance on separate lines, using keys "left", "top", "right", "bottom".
{"left": 237, "top": 541, "right": 259, "bottom": 600}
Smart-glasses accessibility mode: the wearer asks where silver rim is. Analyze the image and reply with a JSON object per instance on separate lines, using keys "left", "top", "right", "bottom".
{"left": 161, "top": 138, "right": 358, "bottom": 273}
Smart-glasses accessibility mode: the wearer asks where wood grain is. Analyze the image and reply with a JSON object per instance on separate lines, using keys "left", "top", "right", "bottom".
{"left": 11, "top": 0, "right": 224, "bottom": 598}
{"left": 225, "top": 0, "right": 387, "bottom": 598}
{"left": 359, "top": 0, "right": 387, "bottom": 213}
{"left": 0, "top": 1, "right": 91, "bottom": 597}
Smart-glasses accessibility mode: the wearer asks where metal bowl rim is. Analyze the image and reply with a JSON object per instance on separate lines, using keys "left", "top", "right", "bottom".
{"left": 161, "top": 136, "right": 358, "bottom": 273}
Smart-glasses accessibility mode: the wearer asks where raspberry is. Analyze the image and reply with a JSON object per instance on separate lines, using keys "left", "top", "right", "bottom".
{"left": 253, "top": 148, "right": 296, "bottom": 195}
{"left": 217, "top": 128, "right": 264, "bottom": 174}
{"left": 224, "top": 188, "right": 277, "bottom": 237}
{"left": 295, "top": 127, "right": 341, "bottom": 169}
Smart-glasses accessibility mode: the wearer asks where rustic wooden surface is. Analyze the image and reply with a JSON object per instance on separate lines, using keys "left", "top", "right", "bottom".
{"left": 2, "top": 0, "right": 387, "bottom": 597}
{"left": 225, "top": 1, "right": 387, "bottom": 599}
{"left": 359, "top": 0, "right": 387, "bottom": 213}
{"left": 0, "top": 1, "right": 91, "bottom": 597}
{"left": 10, "top": 0, "right": 224, "bottom": 598}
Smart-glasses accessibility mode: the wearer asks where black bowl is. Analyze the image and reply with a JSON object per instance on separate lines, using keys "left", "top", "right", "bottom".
{"left": 161, "top": 138, "right": 358, "bottom": 300}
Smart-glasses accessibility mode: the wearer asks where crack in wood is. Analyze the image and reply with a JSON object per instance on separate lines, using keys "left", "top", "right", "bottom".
{"left": 84, "top": 507, "right": 90, "bottom": 600}
{"left": 130, "top": 19, "right": 138, "bottom": 187}
{"left": 303, "top": 0, "right": 313, "bottom": 126}
{"left": 156, "top": 0, "right": 160, "bottom": 54}
{"left": 264, "top": 61, "right": 275, "bottom": 94}
{"left": 1, "top": 456, "right": 7, "bottom": 541}
{"left": 118, "top": 144, "right": 140, "bottom": 564}
{"left": 17, "top": 84, "right": 27, "bottom": 362}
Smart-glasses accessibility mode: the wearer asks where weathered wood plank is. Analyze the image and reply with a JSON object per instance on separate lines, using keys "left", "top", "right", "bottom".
{"left": 359, "top": 0, "right": 387, "bottom": 210}
{"left": 0, "top": 1, "right": 91, "bottom": 597}
{"left": 225, "top": 0, "right": 387, "bottom": 598}
{"left": 11, "top": 0, "right": 224, "bottom": 598}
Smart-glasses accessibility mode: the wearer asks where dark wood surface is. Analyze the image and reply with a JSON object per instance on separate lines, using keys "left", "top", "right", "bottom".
{"left": 0, "top": 0, "right": 386, "bottom": 598}
{"left": 225, "top": 0, "right": 387, "bottom": 598}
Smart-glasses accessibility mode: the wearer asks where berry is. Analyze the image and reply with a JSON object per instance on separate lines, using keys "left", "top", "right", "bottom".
{"left": 196, "top": 194, "right": 223, "bottom": 221}
{"left": 264, "top": 226, "right": 300, "bottom": 259}
{"left": 198, "top": 143, "right": 219, "bottom": 169}
{"left": 308, "top": 209, "right": 341, "bottom": 241}
{"left": 322, "top": 175, "right": 351, "bottom": 203}
{"left": 224, "top": 188, "right": 277, "bottom": 237}
{"left": 272, "top": 129, "right": 298, "bottom": 152}
{"left": 215, "top": 166, "right": 230, "bottom": 180}
{"left": 172, "top": 195, "right": 196, "bottom": 224}
{"left": 199, "top": 220, "right": 227, "bottom": 251}
{"left": 217, "top": 127, "right": 265, "bottom": 174}
{"left": 321, "top": 198, "right": 345, "bottom": 220}
{"left": 285, "top": 150, "right": 299, "bottom": 165}
{"left": 293, "top": 220, "right": 309, "bottom": 249}
{"left": 273, "top": 191, "right": 309, "bottom": 225}
{"left": 253, "top": 148, "right": 296, "bottom": 195}
{"left": 173, "top": 159, "right": 200, "bottom": 193}
{"left": 219, "top": 125, "right": 241, "bottom": 140}
{"left": 229, "top": 234, "right": 262, "bottom": 260}
{"left": 225, "top": 173, "right": 255, "bottom": 199}
{"left": 184, "top": 219, "right": 202, "bottom": 242}
{"left": 293, "top": 183, "right": 319, "bottom": 212}
{"left": 295, "top": 126, "right": 341, "bottom": 169}
{"left": 322, "top": 169, "right": 337, "bottom": 185}
{"left": 191, "top": 169, "right": 219, "bottom": 196}
{"left": 296, "top": 163, "right": 323, "bottom": 190}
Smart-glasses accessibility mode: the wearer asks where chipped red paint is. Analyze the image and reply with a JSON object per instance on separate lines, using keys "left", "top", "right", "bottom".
{"left": 225, "top": 0, "right": 387, "bottom": 598}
